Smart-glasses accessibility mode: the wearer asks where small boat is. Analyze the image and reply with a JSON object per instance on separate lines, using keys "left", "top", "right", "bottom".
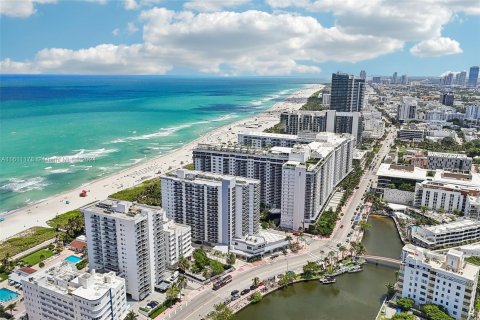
{"left": 320, "top": 277, "right": 336, "bottom": 284}
{"left": 348, "top": 266, "right": 363, "bottom": 273}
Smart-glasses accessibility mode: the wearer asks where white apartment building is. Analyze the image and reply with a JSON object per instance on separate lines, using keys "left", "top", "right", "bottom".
{"left": 427, "top": 152, "right": 472, "bottom": 172}
{"left": 82, "top": 200, "right": 167, "bottom": 301}
{"left": 162, "top": 220, "right": 193, "bottom": 268}
{"left": 465, "top": 105, "right": 480, "bottom": 120}
{"left": 397, "top": 96, "right": 418, "bottom": 123}
{"left": 161, "top": 169, "right": 260, "bottom": 246}
{"left": 399, "top": 244, "right": 479, "bottom": 320}
{"left": 414, "top": 180, "right": 480, "bottom": 215}
{"left": 279, "top": 110, "right": 362, "bottom": 144}
{"left": 322, "top": 93, "right": 331, "bottom": 106}
{"left": 362, "top": 110, "right": 385, "bottom": 139}
{"left": 22, "top": 261, "right": 128, "bottom": 320}
{"left": 193, "top": 132, "right": 354, "bottom": 230}
{"left": 237, "top": 131, "right": 313, "bottom": 148}
{"left": 411, "top": 219, "right": 480, "bottom": 249}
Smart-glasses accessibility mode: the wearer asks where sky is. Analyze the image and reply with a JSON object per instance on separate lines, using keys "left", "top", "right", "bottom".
{"left": 0, "top": 0, "right": 479, "bottom": 77}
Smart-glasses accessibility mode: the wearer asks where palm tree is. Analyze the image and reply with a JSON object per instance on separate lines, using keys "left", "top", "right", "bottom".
{"left": 359, "top": 220, "right": 371, "bottom": 231}
{"left": 339, "top": 245, "right": 347, "bottom": 260}
{"left": 252, "top": 277, "right": 260, "bottom": 288}
{"left": 385, "top": 282, "right": 395, "bottom": 300}
{"left": 178, "top": 256, "right": 190, "bottom": 273}
{"left": 328, "top": 251, "right": 336, "bottom": 266}
{"left": 356, "top": 243, "right": 366, "bottom": 256}
{"left": 323, "top": 257, "right": 330, "bottom": 268}
{"left": 166, "top": 284, "right": 181, "bottom": 302}
{"left": 177, "top": 275, "right": 188, "bottom": 291}
{"left": 124, "top": 310, "right": 139, "bottom": 320}
{"left": 5, "top": 303, "right": 16, "bottom": 316}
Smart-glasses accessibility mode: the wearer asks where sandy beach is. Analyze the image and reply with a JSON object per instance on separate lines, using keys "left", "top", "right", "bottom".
{"left": 0, "top": 84, "right": 323, "bottom": 241}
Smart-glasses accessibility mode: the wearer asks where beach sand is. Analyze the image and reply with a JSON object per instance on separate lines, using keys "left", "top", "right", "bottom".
{"left": 0, "top": 84, "right": 323, "bottom": 241}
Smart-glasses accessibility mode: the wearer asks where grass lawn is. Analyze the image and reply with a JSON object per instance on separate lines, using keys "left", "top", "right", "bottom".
{"left": 47, "top": 209, "right": 82, "bottom": 229}
{"left": 149, "top": 306, "right": 168, "bottom": 318}
{"left": 0, "top": 227, "right": 58, "bottom": 260}
{"left": 0, "top": 272, "right": 9, "bottom": 282}
{"left": 21, "top": 248, "right": 55, "bottom": 266}
{"left": 110, "top": 178, "right": 161, "bottom": 206}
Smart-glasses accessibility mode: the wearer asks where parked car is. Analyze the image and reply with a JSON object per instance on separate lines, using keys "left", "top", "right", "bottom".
{"left": 231, "top": 290, "right": 239, "bottom": 297}
{"left": 241, "top": 288, "right": 251, "bottom": 295}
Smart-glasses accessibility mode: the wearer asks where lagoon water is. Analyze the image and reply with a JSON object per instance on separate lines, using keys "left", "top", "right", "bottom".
{"left": 0, "top": 76, "right": 313, "bottom": 212}
{"left": 236, "top": 216, "right": 403, "bottom": 320}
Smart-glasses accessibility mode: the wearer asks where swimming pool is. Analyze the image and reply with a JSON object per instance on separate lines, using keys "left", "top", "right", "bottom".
{"left": 64, "top": 255, "right": 82, "bottom": 264}
{"left": 0, "top": 288, "right": 19, "bottom": 303}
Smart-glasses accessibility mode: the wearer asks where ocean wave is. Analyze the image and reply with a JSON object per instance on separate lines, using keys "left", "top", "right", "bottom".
{"left": 49, "top": 168, "right": 72, "bottom": 174}
{"left": 210, "top": 114, "right": 237, "bottom": 122}
{"left": 0, "top": 177, "right": 49, "bottom": 193}
{"left": 110, "top": 124, "right": 192, "bottom": 144}
{"left": 130, "top": 158, "right": 144, "bottom": 165}
{"left": 45, "top": 148, "right": 118, "bottom": 163}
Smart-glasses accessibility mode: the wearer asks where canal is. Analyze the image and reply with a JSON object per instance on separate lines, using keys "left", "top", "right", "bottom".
{"left": 236, "top": 215, "right": 403, "bottom": 320}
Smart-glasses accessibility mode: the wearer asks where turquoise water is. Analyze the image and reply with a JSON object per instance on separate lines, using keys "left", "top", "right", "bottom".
{"left": 64, "top": 255, "right": 82, "bottom": 263}
{"left": 0, "top": 76, "right": 314, "bottom": 212}
{"left": 0, "top": 288, "right": 19, "bottom": 303}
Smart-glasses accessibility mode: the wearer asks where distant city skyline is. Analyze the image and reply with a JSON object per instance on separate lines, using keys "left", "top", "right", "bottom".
{"left": 0, "top": 0, "right": 479, "bottom": 76}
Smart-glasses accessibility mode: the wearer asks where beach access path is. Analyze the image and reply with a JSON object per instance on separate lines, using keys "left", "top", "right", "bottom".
{"left": 0, "top": 84, "right": 323, "bottom": 242}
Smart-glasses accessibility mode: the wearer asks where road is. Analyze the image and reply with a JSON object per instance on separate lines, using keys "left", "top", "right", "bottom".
{"left": 164, "top": 128, "right": 397, "bottom": 320}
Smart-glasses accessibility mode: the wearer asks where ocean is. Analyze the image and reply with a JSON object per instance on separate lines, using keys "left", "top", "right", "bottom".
{"left": 0, "top": 75, "right": 316, "bottom": 212}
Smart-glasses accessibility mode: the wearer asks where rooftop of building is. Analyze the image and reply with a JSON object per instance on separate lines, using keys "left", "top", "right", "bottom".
{"left": 238, "top": 131, "right": 298, "bottom": 139}
{"left": 26, "top": 261, "right": 123, "bottom": 300}
{"left": 402, "top": 244, "right": 479, "bottom": 281}
{"left": 416, "top": 219, "right": 480, "bottom": 235}
{"left": 164, "top": 169, "right": 260, "bottom": 186}
{"left": 377, "top": 163, "right": 480, "bottom": 187}
{"left": 82, "top": 199, "right": 164, "bottom": 221}
{"left": 233, "top": 229, "right": 287, "bottom": 246}
{"left": 427, "top": 151, "right": 470, "bottom": 159}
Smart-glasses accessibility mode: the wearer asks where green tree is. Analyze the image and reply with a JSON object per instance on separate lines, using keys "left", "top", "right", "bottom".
{"left": 278, "top": 272, "right": 296, "bottom": 287}
{"left": 5, "top": 303, "right": 16, "bottom": 316}
{"left": 124, "top": 310, "right": 139, "bottom": 320}
{"left": 302, "top": 261, "right": 320, "bottom": 278}
{"left": 249, "top": 292, "right": 263, "bottom": 303}
{"left": 166, "top": 284, "right": 181, "bottom": 302}
{"left": 391, "top": 313, "right": 415, "bottom": 320}
{"left": 385, "top": 282, "right": 395, "bottom": 300}
{"left": 252, "top": 276, "right": 260, "bottom": 288}
{"left": 39, "top": 262, "right": 45, "bottom": 268}
{"left": 226, "top": 253, "right": 236, "bottom": 266}
{"left": 397, "top": 297, "right": 415, "bottom": 311}
{"left": 422, "top": 304, "right": 453, "bottom": 320}
{"left": 193, "top": 247, "right": 209, "bottom": 270}
{"left": 208, "top": 303, "right": 235, "bottom": 320}
{"left": 176, "top": 275, "right": 188, "bottom": 291}
{"left": 209, "top": 260, "right": 224, "bottom": 276}
{"left": 178, "top": 256, "right": 190, "bottom": 272}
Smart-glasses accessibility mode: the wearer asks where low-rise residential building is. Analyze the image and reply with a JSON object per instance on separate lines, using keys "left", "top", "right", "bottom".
{"left": 82, "top": 200, "right": 167, "bottom": 301}
{"left": 414, "top": 180, "right": 480, "bottom": 215}
{"left": 162, "top": 220, "right": 193, "bottom": 268}
{"left": 427, "top": 152, "right": 472, "bottom": 173}
{"left": 22, "top": 261, "right": 128, "bottom": 320}
{"left": 411, "top": 219, "right": 480, "bottom": 249}
{"left": 399, "top": 244, "right": 479, "bottom": 320}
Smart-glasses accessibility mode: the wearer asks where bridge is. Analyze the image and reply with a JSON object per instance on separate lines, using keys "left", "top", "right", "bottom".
{"left": 360, "top": 255, "right": 402, "bottom": 268}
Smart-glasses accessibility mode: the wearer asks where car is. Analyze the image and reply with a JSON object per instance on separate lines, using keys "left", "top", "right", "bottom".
{"left": 340, "top": 224, "right": 344, "bottom": 228}
{"left": 231, "top": 295, "right": 240, "bottom": 301}
{"left": 231, "top": 290, "right": 240, "bottom": 296}
{"left": 258, "top": 281, "right": 265, "bottom": 287}
{"left": 250, "top": 284, "right": 257, "bottom": 290}
{"left": 241, "top": 288, "right": 251, "bottom": 295}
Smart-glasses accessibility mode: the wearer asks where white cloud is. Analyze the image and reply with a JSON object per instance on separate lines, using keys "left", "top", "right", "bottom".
{"left": 0, "top": 0, "right": 56, "bottom": 18}
{"left": 123, "top": 0, "right": 161, "bottom": 10}
{"left": 183, "top": 0, "right": 250, "bottom": 12}
{"left": 410, "top": 37, "right": 463, "bottom": 57}
{"left": 266, "top": 0, "right": 480, "bottom": 44}
{"left": 1, "top": 9, "right": 404, "bottom": 75}
{"left": 127, "top": 22, "right": 139, "bottom": 34}
{"left": 112, "top": 28, "right": 120, "bottom": 36}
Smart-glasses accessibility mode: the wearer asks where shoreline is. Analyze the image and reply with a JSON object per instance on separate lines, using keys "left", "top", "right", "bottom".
{"left": 0, "top": 84, "right": 323, "bottom": 242}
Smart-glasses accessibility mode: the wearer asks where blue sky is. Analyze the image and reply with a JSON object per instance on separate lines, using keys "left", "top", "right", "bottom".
{"left": 0, "top": 0, "right": 479, "bottom": 76}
